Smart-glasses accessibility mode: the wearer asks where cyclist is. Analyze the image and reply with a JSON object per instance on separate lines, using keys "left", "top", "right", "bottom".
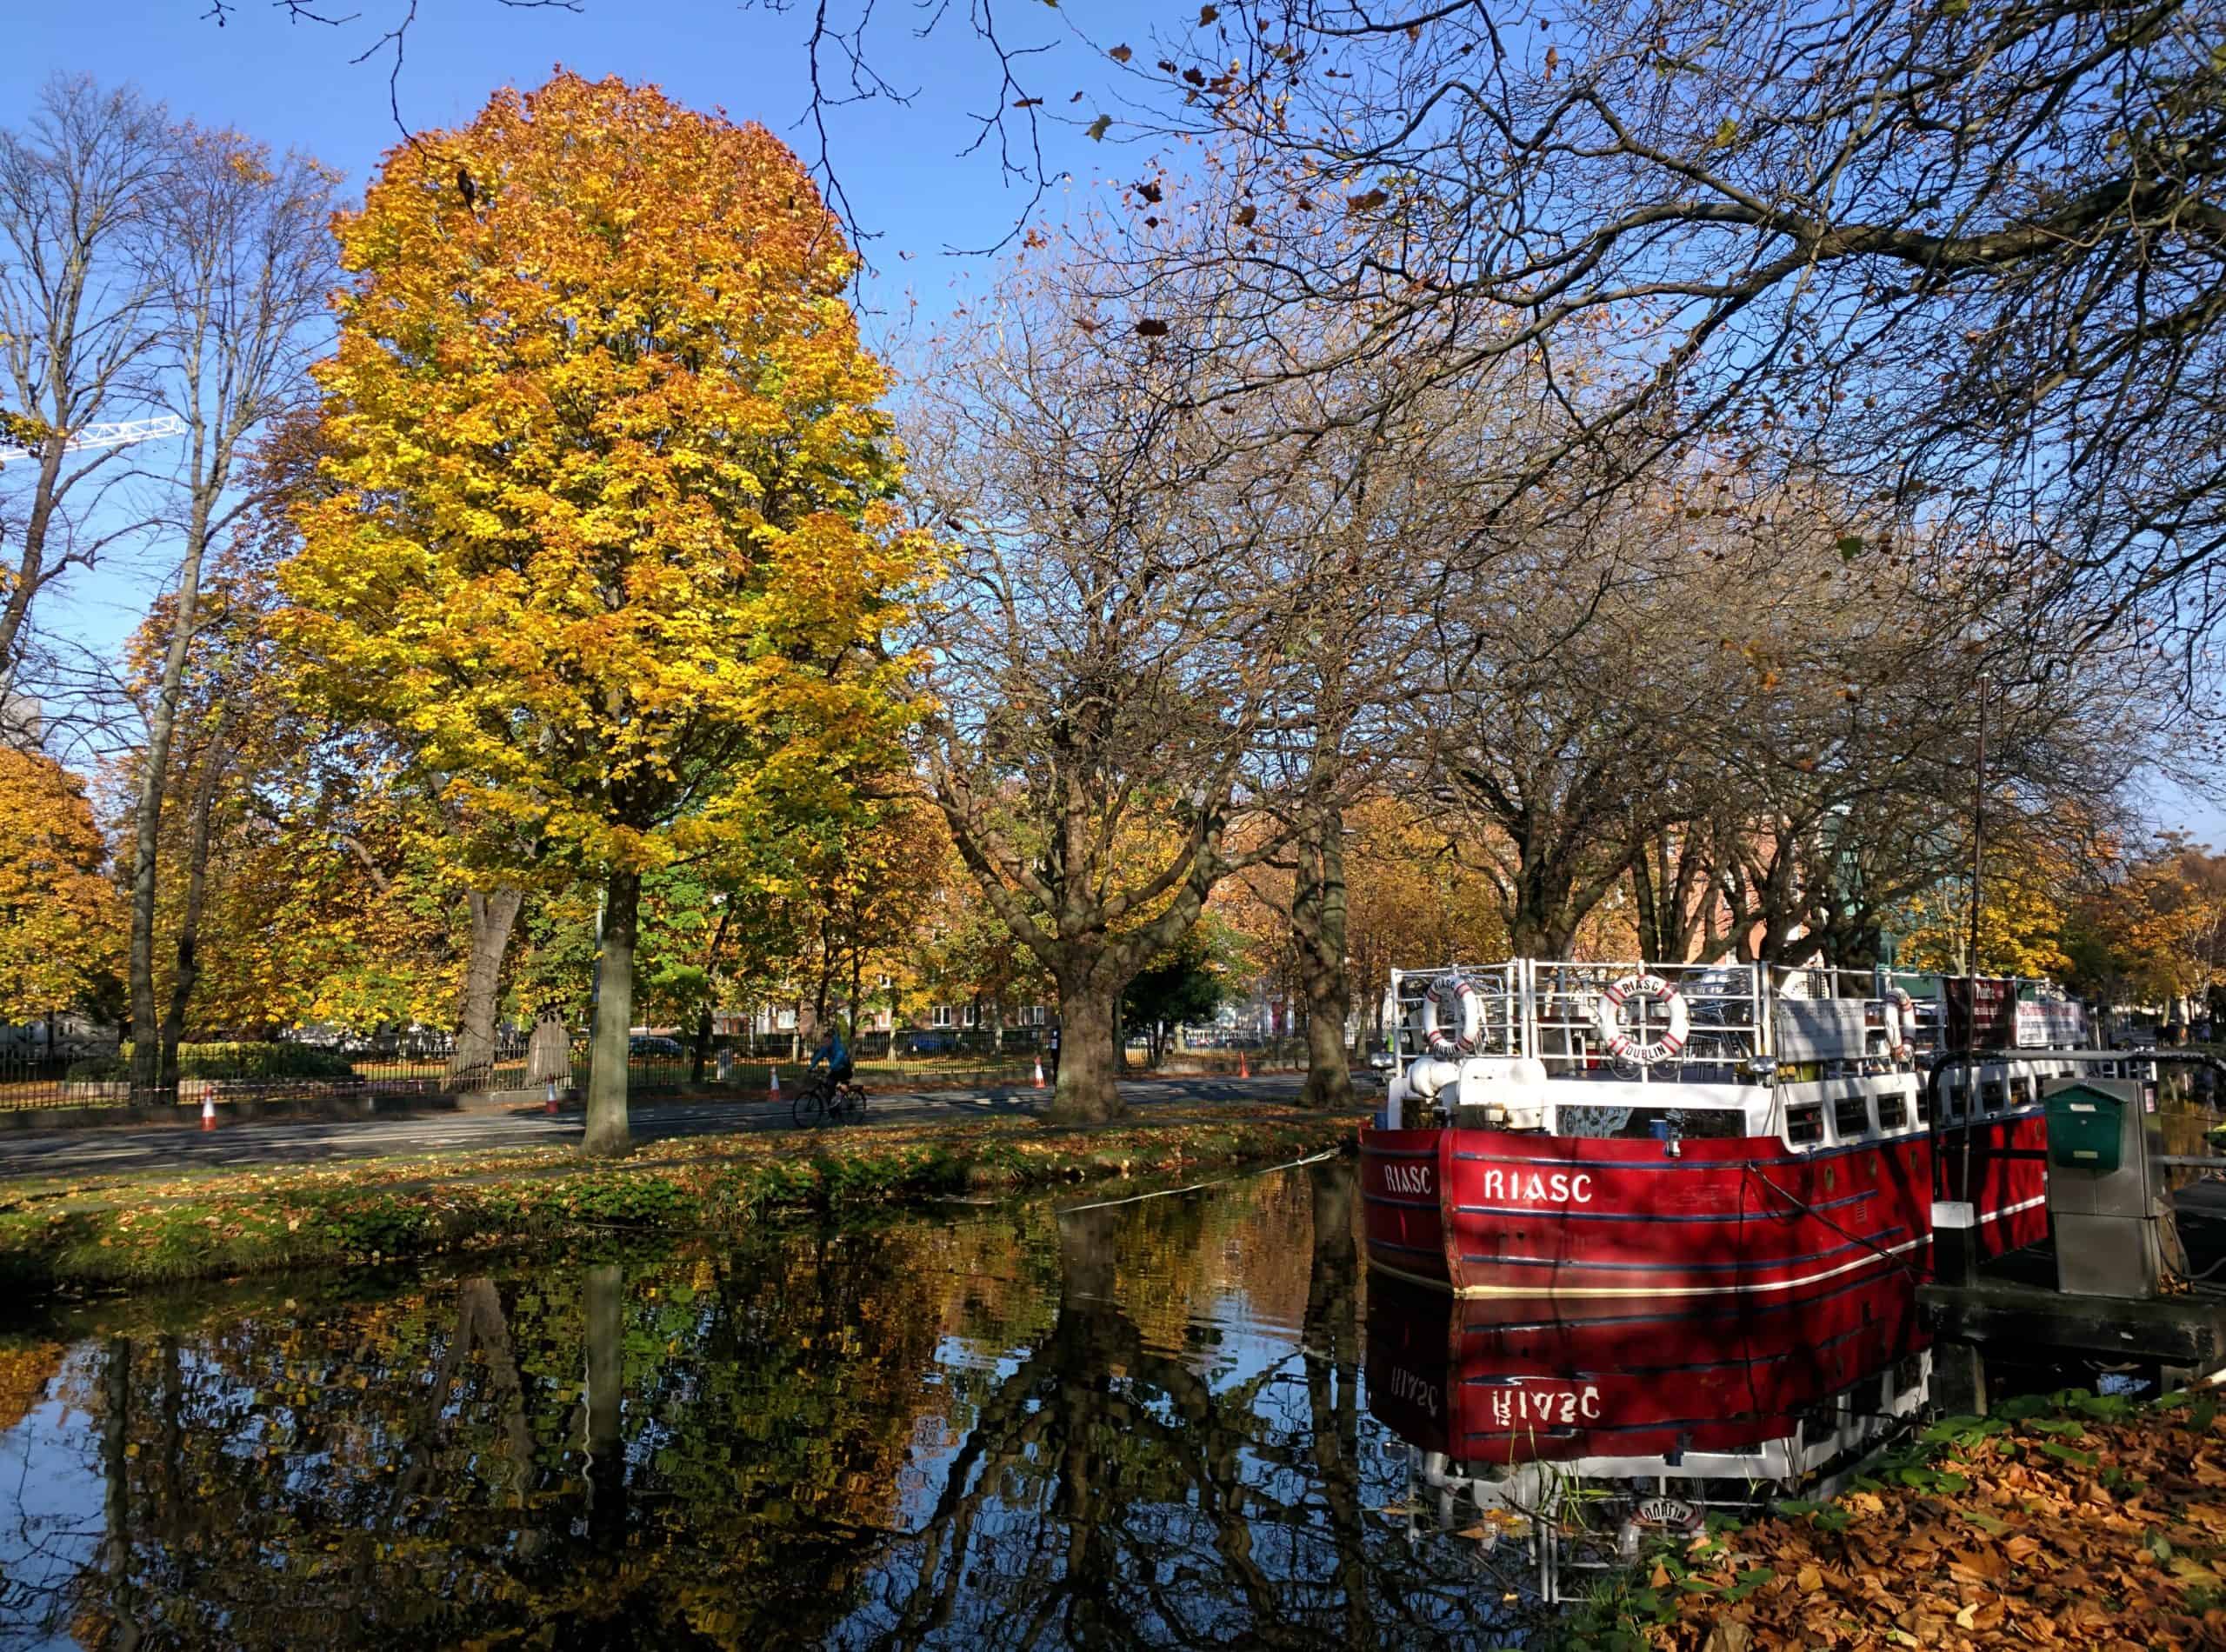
{"left": 807, "top": 1020, "right": 854, "bottom": 1102}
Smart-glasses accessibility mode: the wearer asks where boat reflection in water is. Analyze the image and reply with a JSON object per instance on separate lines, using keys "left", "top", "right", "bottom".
{"left": 1365, "top": 1269, "right": 1930, "bottom": 1601}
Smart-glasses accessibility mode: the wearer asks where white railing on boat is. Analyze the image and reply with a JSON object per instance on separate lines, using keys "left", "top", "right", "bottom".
{"left": 1390, "top": 959, "right": 1917, "bottom": 1083}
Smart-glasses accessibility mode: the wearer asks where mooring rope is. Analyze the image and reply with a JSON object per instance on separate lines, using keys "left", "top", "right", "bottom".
{"left": 1741, "top": 1162, "right": 1924, "bottom": 1279}
{"left": 1057, "top": 1146, "right": 1343, "bottom": 1215}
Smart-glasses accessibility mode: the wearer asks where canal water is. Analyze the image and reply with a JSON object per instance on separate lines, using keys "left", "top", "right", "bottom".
{"left": 0, "top": 1161, "right": 1935, "bottom": 1649}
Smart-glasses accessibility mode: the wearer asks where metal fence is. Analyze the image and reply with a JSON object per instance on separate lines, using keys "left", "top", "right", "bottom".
{"left": 0, "top": 1023, "right": 1312, "bottom": 1114}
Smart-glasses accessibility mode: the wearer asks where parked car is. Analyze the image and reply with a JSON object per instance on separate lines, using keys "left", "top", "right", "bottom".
{"left": 630, "top": 1035, "right": 686, "bottom": 1058}
{"left": 1368, "top": 1046, "right": 1398, "bottom": 1072}
{"left": 903, "top": 1029, "right": 959, "bottom": 1056}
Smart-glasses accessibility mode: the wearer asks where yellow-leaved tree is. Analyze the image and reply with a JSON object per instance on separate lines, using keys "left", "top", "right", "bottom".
{"left": 1890, "top": 828, "right": 2075, "bottom": 982}
{"left": 0, "top": 748, "right": 121, "bottom": 1027}
{"left": 280, "top": 74, "right": 924, "bottom": 1155}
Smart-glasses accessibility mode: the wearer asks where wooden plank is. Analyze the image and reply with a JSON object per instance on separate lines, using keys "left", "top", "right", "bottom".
{"left": 1919, "top": 1279, "right": 2226, "bottom": 1369}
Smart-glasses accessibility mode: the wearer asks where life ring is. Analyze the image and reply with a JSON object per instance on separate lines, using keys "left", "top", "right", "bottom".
{"left": 1884, "top": 988, "right": 1916, "bottom": 1063}
{"left": 1416, "top": 974, "right": 1486, "bottom": 1057}
{"left": 1591, "top": 973, "right": 1689, "bottom": 1065}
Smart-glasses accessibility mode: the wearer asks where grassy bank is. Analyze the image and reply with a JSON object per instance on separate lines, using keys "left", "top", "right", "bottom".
{"left": 1573, "top": 1385, "right": 2226, "bottom": 1651}
{"left": 0, "top": 1106, "right": 1356, "bottom": 1295}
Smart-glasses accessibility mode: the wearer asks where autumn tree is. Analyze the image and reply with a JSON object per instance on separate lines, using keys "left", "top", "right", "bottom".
{"left": 1121, "top": 916, "right": 1242, "bottom": 1068}
{"left": 1340, "top": 797, "right": 1510, "bottom": 1035}
{"left": 123, "top": 132, "right": 335, "bottom": 1094}
{"left": 906, "top": 250, "right": 1327, "bottom": 1123}
{"left": 0, "top": 77, "right": 170, "bottom": 695}
{"left": 0, "top": 745, "right": 120, "bottom": 1026}
{"left": 1160, "top": 0, "right": 2226, "bottom": 657}
{"left": 282, "top": 75, "right": 925, "bottom": 1156}
{"left": 1889, "top": 823, "right": 2078, "bottom": 983}
{"left": 2067, "top": 836, "right": 2226, "bottom": 1015}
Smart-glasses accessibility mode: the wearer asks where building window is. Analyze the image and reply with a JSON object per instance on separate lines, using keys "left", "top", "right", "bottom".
{"left": 930, "top": 1005, "right": 954, "bottom": 1029}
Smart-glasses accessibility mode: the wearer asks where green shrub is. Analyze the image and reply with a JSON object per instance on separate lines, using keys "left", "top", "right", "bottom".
{"left": 66, "top": 1043, "right": 358, "bottom": 1083}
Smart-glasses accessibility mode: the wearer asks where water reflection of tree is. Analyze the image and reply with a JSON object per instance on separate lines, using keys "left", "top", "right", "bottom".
{"left": 43, "top": 1229, "right": 963, "bottom": 1649}
{"left": 853, "top": 1163, "right": 1487, "bottom": 1650}
{"left": 20, "top": 1173, "right": 1503, "bottom": 1650}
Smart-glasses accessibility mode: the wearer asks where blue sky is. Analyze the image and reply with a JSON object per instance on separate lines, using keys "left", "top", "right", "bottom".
{"left": 5, "top": 2, "right": 2220, "bottom": 842}
{"left": 3, "top": 0, "right": 1161, "bottom": 661}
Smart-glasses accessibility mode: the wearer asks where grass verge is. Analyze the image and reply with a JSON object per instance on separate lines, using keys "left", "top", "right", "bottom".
{"left": 0, "top": 1106, "right": 1357, "bottom": 1295}
{"left": 1566, "top": 1384, "right": 2226, "bottom": 1651}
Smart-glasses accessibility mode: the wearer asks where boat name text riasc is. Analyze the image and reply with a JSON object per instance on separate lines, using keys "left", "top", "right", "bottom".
{"left": 1383, "top": 1163, "right": 1433, "bottom": 1195}
{"left": 1479, "top": 1169, "right": 1595, "bottom": 1204}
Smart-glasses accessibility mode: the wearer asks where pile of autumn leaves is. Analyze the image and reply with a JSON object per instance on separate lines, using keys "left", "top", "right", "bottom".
{"left": 1647, "top": 1390, "right": 2226, "bottom": 1650}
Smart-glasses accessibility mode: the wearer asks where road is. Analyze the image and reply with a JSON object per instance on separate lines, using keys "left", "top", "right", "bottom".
{"left": 0, "top": 1072, "right": 1331, "bottom": 1182}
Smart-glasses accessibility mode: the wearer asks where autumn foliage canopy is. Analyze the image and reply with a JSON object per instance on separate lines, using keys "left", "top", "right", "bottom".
{"left": 279, "top": 72, "right": 923, "bottom": 883}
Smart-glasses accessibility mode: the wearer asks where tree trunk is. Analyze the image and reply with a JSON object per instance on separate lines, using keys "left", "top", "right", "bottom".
{"left": 582, "top": 868, "right": 638, "bottom": 1157}
{"left": 1292, "top": 809, "right": 1356, "bottom": 1110}
{"left": 690, "top": 1007, "right": 715, "bottom": 1084}
{"left": 446, "top": 886, "right": 524, "bottom": 1088}
{"left": 0, "top": 440, "right": 67, "bottom": 686}
{"left": 583, "top": 1262, "right": 625, "bottom": 1542}
{"left": 102, "top": 1336, "right": 143, "bottom": 1652}
{"left": 1048, "top": 978, "right": 1124, "bottom": 1124}
{"left": 157, "top": 738, "right": 230, "bottom": 1086}
{"left": 127, "top": 496, "right": 215, "bottom": 1098}
{"left": 689, "top": 901, "right": 733, "bottom": 1084}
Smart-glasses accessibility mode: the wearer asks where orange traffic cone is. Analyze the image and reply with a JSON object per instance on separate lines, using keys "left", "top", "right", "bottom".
{"left": 1033, "top": 1056, "right": 1045, "bottom": 1088}
{"left": 1239, "top": 1050, "right": 1250, "bottom": 1079}
{"left": 544, "top": 1079, "right": 560, "bottom": 1116}
{"left": 200, "top": 1094, "right": 216, "bottom": 1131}
{"left": 769, "top": 1066, "right": 781, "bottom": 1097}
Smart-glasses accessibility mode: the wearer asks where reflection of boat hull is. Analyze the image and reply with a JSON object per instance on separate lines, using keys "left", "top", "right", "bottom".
{"left": 1366, "top": 1270, "right": 1927, "bottom": 1467}
{"left": 1361, "top": 1113, "right": 2048, "bottom": 1300}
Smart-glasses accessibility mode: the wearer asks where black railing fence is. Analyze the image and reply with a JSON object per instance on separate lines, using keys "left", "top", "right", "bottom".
{"left": 0, "top": 1023, "right": 1317, "bottom": 1113}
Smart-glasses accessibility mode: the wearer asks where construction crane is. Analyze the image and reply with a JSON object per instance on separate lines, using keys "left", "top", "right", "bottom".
{"left": 0, "top": 414, "right": 186, "bottom": 468}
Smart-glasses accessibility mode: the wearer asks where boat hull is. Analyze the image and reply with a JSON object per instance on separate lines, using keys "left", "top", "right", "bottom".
{"left": 1367, "top": 1269, "right": 1927, "bottom": 1465}
{"left": 1361, "top": 1111, "right": 2050, "bottom": 1301}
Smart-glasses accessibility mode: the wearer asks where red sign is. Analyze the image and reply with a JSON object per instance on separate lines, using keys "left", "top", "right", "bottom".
{"left": 1943, "top": 978, "right": 2015, "bottom": 1049}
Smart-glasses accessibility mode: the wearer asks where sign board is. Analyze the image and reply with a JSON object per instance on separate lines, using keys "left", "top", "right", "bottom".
{"left": 1943, "top": 977, "right": 2015, "bottom": 1049}
{"left": 2014, "top": 1000, "right": 2088, "bottom": 1049}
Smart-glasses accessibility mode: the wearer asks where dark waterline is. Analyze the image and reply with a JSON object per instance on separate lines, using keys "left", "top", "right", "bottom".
{"left": 0, "top": 1163, "right": 1929, "bottom": 1649}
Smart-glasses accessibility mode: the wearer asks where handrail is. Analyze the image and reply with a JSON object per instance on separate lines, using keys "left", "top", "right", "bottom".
{"left": 1923, "top": 1047, "right": 2226, "bottom": 1201}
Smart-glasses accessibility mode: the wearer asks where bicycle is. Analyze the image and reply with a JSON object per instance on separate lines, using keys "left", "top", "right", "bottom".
{"left": 792, "top": 1070, "right": 869, "bottom": 1128}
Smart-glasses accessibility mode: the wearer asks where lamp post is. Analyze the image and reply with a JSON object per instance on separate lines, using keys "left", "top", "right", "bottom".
{"left": 1959, "top": 668, "right": 1992, "bottom": 1211}
{"left": 1966, "top": 670, "right": 1991, "bottom": 1038}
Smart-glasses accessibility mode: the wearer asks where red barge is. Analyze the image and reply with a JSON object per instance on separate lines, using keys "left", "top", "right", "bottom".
{"left": 1362, "top": 961, "right": 2093, "bottom": 1302}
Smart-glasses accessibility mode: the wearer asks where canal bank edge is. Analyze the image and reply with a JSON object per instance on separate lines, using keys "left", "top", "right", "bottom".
{"left": 1564, "top": 1384, "right": 2226, "bottom": 1651}
{"left": 0, "top": 1109, "right": 1361, "bottom": 1295}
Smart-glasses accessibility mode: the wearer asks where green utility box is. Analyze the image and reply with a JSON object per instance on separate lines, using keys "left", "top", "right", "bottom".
{"left": 2043, "top": 1076, "right": 2170, "bottom": 1299}
{"left": 2045, "top": 1085, "right": 2125, "bottom": 1172}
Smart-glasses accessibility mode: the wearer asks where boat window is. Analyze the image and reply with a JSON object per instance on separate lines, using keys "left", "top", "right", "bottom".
{"left": 2009, "top": 1076, "right": 2030, "bottom": 1108}
{"left": 1833, "top": 1094, "right": 1873, "bottom": 1139}
{"left": 1877, "top": 1091, "right": 1909, "bottom": 1131}
{"left": 1784, "top": 1102, "right": 1824, "bottom": 1146}
{"left": 1981, "top": 1080, "right": 2006, "bottom": 1115}
{"left": 1912, "top": 1085, "right": 1931, "bottom": 1125}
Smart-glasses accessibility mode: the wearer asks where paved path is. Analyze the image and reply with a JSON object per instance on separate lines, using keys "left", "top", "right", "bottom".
{"left": 0, "top": 1073, "right": 1333, "bottom": 1182}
